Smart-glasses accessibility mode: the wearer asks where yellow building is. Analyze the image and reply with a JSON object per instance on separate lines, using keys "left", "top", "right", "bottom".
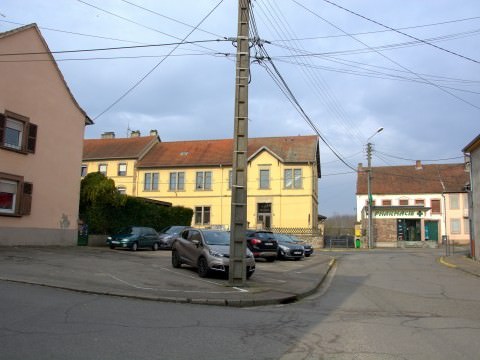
{"left": 83, "top": 134, "right": 320, "bottom": 230}
{"left": 82, "top": 131, "right": 159, "bottom": 195}
{"left": 136, "top": 135, "right": 320, "bottom": 230}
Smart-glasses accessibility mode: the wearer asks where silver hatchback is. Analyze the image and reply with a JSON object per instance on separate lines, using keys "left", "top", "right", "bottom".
{"left": 171, "top": 228, "right": 256, "bottom": 279}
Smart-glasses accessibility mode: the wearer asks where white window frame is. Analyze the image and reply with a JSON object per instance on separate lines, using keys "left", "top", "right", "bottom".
{"left": 4, "top": 118, "right": 23, "bottom": 150}
{"left": 259, "top": 169, "right": 270, "bottom": 189}
{"left": 195, "top": 171, "right": 212, "bottom": 190}
{"left": 449, "top": 194, "right": 459, "bottom": 210}
{"left": 194, "top": 206, "right": 211, "bottom": 225}
{"left": 169, "top": 171, "right": 185, "bottom": 191}
{"left": 98, "top": 164, "right": 107, "bottom": 176}
{"left": 81, "top": 165, "right": 87, "bottom": 177}
{"left": 450, "top": 218, "right": 461, "bottom": 234}
{"left": 144, "top": 172, "right": 159, "bottom": 191}
{"left": 118, "top": 163, "right": 127, "bottom": 176}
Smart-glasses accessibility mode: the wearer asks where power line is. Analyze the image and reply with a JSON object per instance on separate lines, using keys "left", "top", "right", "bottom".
{"left": 376, "top": 150, "right": 464, "bottom": 163}
{"left": 92, "top": 0, "right": 225, "bottom": 120}
{"left": 290, "top": 0, "right": 480, "bottom": 111}
{"left": 0, "top": 39, "right": 229, "bottom": 57}
{"left": 321, "top": 0, "right": 480, "bottom": 65}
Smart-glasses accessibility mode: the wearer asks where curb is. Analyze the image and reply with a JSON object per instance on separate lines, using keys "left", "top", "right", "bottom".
{"left": 438, "top": 256, "right": 457, "bottom": 268}
{"left": 0, "top": 256, "right": 337, "bottom": 308}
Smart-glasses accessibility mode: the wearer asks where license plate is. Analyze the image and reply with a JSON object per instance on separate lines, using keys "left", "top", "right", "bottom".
{"left": 293, "top": 251, "right": 302, "bottom": 255}
{"left": 265, "top": 242, "right": 273, "bottom": 246}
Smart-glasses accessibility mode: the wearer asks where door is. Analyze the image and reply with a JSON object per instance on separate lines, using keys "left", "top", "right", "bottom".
{"left": 424, "top": 221, "right": 439, "bottom": 241}
{"left": 257, "top": 203, "right": 272, "bottom": 229}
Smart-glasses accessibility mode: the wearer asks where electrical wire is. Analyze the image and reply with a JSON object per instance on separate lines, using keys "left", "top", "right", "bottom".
{"left": 321, "top": 0, "right": 480, "bottom": 65}
{"left": 290, "top": 0, "right": 480, "bottom": 111}
{"left": 376, "top": 150, "right": 464, "bottom": 162}
{"left": 92, "top": 0, "right": 225, "bottom": 120}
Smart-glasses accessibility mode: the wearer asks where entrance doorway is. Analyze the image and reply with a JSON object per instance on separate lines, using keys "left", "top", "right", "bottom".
{"left": 257, "top": 203, "right": 272, "bottom": 229}
{"left": 397, "top": 219, "right": 421, "bottom": 241}
{"left": 424, "top": 221, "right": 439, "bottom": 241}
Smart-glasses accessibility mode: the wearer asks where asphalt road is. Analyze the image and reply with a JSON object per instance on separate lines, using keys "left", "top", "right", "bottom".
{"left": 1, "top": 248, "right": 479, "bottom": 360}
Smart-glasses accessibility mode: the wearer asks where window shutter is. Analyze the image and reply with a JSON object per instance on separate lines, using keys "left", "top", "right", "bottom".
{"left": 20, "top": 182, "right": 33, "bottom": 215}
{"left": 0, "top": 113, "right": 5, "bottom": 143}
{"left": 27, "top": 123, "right": 37, "bottom": 153}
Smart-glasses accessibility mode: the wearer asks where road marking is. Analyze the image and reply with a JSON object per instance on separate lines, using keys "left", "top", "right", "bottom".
{"left": 439, "top": 256, "right": 457, "bottom": 268}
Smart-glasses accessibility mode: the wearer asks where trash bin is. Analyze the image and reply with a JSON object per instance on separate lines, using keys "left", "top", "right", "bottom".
{"left": 355, "top": 238, "right": 361, "bottom": 248}
{"left": 77, "top": 223, "right": 89, "bottom": 246}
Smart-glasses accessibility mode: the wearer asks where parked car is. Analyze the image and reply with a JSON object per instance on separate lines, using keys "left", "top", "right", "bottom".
{"left": 158, "top": 225, "right": 189, "bottom": 249}
{"left": 289, "top": 235, "right": 314, "bottom": 257}
{"left": 171, "top": 228, "right": 255, "bottom": 279}
{"left": 107, "top": 226, "right": 160, "bottom": 251}
{"left": 245, "top": 230, "right": 278, "bottom": 262}
{"left": 273, "top": 233, "right": 304, "bottom": 260}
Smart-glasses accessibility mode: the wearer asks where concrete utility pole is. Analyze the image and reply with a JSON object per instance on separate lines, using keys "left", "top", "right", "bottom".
{"left": 229, "top": 0, "right": 250, "bottom": 286}
{"left": 367, "top": 142, "right": 373, "bottom": 249}
{"left": 366, "top": 127, "right": 383, "bottom": 249}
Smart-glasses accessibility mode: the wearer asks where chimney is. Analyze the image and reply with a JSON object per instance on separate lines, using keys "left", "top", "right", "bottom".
{"left": 101, "top": 131, "right": 115, "bottom": 139}
{"left": 130, "top": 130, "right": 141, "bottom": 137}
{"left": 150, "top": 129, "right": 158, "bottom": 137}
{"left": 415, "top": 160, "right": 422, "bottom": 170}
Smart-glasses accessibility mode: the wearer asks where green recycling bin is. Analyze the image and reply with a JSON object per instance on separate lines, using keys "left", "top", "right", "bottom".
{"left": 355, "top": 239, "right": 361, "bottom": 248}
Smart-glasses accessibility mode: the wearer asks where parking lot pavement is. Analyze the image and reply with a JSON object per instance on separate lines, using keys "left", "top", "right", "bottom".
{"left": 0, "top": 246, "right": 335, "bottom": 307}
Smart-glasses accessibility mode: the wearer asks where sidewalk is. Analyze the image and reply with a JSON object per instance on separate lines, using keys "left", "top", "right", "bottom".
{"left": 439, "top": 253, "right": 480, "bottom": 277}
{"left": 0, "top": 246, "right": 335, "bottom": 307}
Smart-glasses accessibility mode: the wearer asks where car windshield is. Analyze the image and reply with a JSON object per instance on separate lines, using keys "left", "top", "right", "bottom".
{"left": 116, "top": 227, "right": 140, "bottom": 236}
{"left": 274, "top": 233, "right": 294, "bottom": 242}
{"left": 204, "top": 231, "right": 230, "bottom": 245}
{"left": 254, "top": 232, "right": 274, "bottom": 240}
{"left": 164, "top": 226, "right": 184, "bottom": 235}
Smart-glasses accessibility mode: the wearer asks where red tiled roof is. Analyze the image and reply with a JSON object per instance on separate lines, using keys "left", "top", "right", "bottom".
{"left": 83, "top": 136, "right": 157, "bottom": 160}
{"left": 137, "top": 135, "right": 319, "bottom": 168}
{"left": 356, "top": 163, "right": 469, "bottom": 195}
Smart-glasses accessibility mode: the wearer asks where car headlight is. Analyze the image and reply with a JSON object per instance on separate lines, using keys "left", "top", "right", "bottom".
{"left": 279, "top": 244, "right": 289, "bottom": 251}
{"left": 209, "top": 249, "right": 225, "bottom": 258}
{"left": 107, "top": 237, "right": 112, "bottom": 240}
{"left": 121, "top": 238, "right": 130, "bottom": 243}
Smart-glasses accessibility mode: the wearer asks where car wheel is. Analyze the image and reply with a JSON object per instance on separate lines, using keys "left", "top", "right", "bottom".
{"left": 171, "top": 250, "right": 181, "bottom": 268}
{"left": 246, "top": 271, "right": 254, "bottom": 279}
{"left": 109, "top": 245, "right": 115, "bottom": 250}
{"left": 198, "top": 257, "right": 210, "bottom": 278}
{"left": 152, "top": 242, "right": 159, "bottom": 251}
{"left": 131, "top": 242, "right": 138, "bottom": 251}
{"left": 277, "top": 250, "right": 284, "bottom": 260}
{"left": 266, "top": 256, "right": 276, "bottom": 262}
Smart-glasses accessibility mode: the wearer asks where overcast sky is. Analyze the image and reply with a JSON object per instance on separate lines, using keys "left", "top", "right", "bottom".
{"left": 2, "top": 0, "right": 479, "bottom": 216}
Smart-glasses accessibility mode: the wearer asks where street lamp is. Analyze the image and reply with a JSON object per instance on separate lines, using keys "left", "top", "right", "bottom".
{"left": 366, "top": 127, "right": 383, "bottom": 249}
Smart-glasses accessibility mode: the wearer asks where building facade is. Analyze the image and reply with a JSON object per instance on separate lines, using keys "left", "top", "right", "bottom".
{"left": 83, "top": 135, "right": 321, "bottom": 230}
{"left": 356, "top": 161, "right": 470, "bottom": 248}
{"left": 463, "top": 134, "right": 480, "bottom": 260}
{"left": 0, "top": 24, "right": 91, "bottom": 245}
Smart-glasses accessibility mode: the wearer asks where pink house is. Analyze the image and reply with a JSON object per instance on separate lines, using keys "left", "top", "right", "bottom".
{"left": 0, "top": 24, "right": 92, "bottom": 245}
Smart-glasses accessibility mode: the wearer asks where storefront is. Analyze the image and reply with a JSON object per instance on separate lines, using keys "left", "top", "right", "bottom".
{"left": 362, "top": 206, "right": 437, "bottom": 247}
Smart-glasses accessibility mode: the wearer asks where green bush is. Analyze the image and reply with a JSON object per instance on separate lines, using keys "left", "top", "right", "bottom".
{"left": 79, "top": 173, "right": 193, "bottom": 234}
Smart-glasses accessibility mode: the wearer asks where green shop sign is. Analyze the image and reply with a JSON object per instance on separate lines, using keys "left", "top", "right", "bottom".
{"left": 374, "top": 209, "right": 425, "bottom": 218}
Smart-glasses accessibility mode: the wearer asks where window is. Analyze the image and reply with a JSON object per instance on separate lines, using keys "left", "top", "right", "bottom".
{"left": 464, "top": 218, "right": 470, "bottom": 234}
{"left": 144, "top": 173, "right": 159, "bottom": 191}
{"left": 0, "top": 173, "right": 32, "bottom": 216}
{"left": 196, "top": 171, "right": 212, "bottom": 190}
{"left": 431, "top": 199, "right": 441, "bottom": 214}
{"left": 450, "top": 218, "right": 461, "bottom": 234}
{"left": 169, "top": 172, "right": 185, "bottom": 191}
{"left": 118, "top": 163, "right": 127, "bottom": 176}
{"left": 98, "top": 164, "right": 107, "bottom": 176}
{"left": 399, "top": 199, "right": 409, "bottom": 206}
{"left": 259, "top": 169, "right": 270, "bottom": 189}
{"left": 81, "top": 165, "right": 87, "bottom": 177}
{"left": 194, "top": 206, "right": 211, "bottom": 225}
{"left": 463, "top": 193, "right": 468, "bottom": 210}
{"left": 284, "top": 169, "right": 302, "bottom": 189}
{"left": 449, "top": 194, "right": 459, "bottom": 210}
{"left": 382, "top": 199, "right": 392, "bottom": 206}
{"left": 0, "top": 112, "right": 37, "bottom": 153}
{"left": 228, "top": 170, "right": 232, "bottom": 189}
{"left": 415, "top": 199, "right": 425, "bottom": 206}
{"left": 117, "top": 186, "right": 126, "bottom": 195}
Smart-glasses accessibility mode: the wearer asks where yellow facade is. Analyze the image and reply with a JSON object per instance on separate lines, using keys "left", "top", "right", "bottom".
{"left": 135, "top": 150, "right": 318, "bottom": 229}
{"left": 81, "top": 159, "right": 138, "bottom": 195}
